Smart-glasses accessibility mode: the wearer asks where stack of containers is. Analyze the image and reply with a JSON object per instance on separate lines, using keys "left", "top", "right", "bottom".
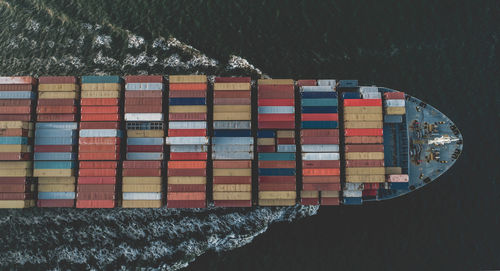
{"left": 34, "top": 76, "right": 79, "bottom": 208}
{"left": 299, "top": 79, "right": 341, "bottom": 206}
{"left": 77, "top": 76, "right": 123, "bottom": 208}
{"left": 0, "top": 77, "right": 36, "bottom": 208}
{"left": 212, "top": 77, "right": 253, "bottom": 207}
{"left": 257, "top": 79, "right": 296, "bottom": 206}
{"left": 384, "top": 91, "right": 406, "bottom": 116}
{"left": 123, "top": 75, "right": 164, "bottom": 208}
{"left": 166, "top": 75, "right": 208, "bottom": 208}
{"left": 342, "top": 86, "right": 385, "bottom": 205}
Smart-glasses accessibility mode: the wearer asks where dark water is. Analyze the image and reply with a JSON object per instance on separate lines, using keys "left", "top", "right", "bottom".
{"left": 0, "top": 0, "right": 499, "bottom": 270}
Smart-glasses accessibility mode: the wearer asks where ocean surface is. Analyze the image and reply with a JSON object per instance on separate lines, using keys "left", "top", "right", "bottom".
{"left": 0, "top": 0, "right": 498, "bottom": 270}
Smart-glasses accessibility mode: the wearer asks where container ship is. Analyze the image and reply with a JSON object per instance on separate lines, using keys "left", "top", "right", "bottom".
{"left": 0, "top": 75, "right": 463, "bottom": 208}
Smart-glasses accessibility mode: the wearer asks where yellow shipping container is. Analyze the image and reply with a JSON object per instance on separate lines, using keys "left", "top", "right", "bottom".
{"left": 0, "top": 145, "right": 31, "bottom": 153}
{"left": 344, "top": 113, "right": 383, "bottom": 121}
{"left": 346, "top": 167, "right": 386, "bottom": 175}
{"left": 33, "top": 169, "right": 74, "bottom": 177}
{"left": 213, "top": 184, "right": 251, "bottom": 192}
{"left": 122, "top": 177, "right": 162, "bottom": 185}
{"left": 39, "top": 91, "right": 79, "bottom": 99}
{"left": 345, "top": 152, "right": 385, "bottom": 160}
{"left": 127, "top": 130, "right": 164, "bottom": 138}
{"left": 81, "top": 83, "right": 121, "bottom": 91}
{"left": 344, "top": 121, "right": 383, "bottom": 129}
{"left": 0, "top": 169, "right": 32, "bottom": 177}
{"left": 258, "top": 191, "right": 296, "bottom": 200}
{"left": 38, "top": 177, "right": 75, "bottom": 184}
{"left": 0, "top": 121, "right": 32, "bottom": 129}
{"left": 0, "top": 200, "right": 35, "bottom": 209}
{"left": 169, "top": 105, "right": 206, "bottom": 113}
{"left": 258, "top": 79, "right": 294, "bottom": 85}
{"left": 213, "top": 192, "right": 251, "bottom": 200}
{"left": 38, "top": 84, "right": 79, "bottom": 92}
{"left": 169, "top": 75, "right": 207, "bottom": 83}
{"left": 214, "top": 83, "right": 251, "bottom": 91}
{"left": 213, "top": 168, "right": 252, "bottom": 177}
{"left": 122, "top": 184, "right": 162, "bottom": 193}
{"left": 213, "top": 105, "right": 251, "bottom": 113}
{"left": 386, "top": 107, "right": 406, "bottom": 115}
{"left": 213, "top": 112, "right": 251, "bottom": 120}
{"left": 122, "top": 200, "right": 162, "bottom": 208}
{"left": 385, "top": 167, "right": 402, "bottom": 174}
{"left": 38, "top": 184, "right": 75, "bottom": 192}
{"left": 346, "top": 175, "right": 385, "bottom": 183}
{"left": 258, "top": 199, "right": 295, "bottom": 206}
{"left": 81, "top": 90, "right": 120, "bottom": 98}
{"left": 301, "top": 190, "right": 319, "bottom": 198}
{"left": 344, "top": 106, "right": 383, "bottom": 114}
{"left": 168, "top": 176, "right": 206, "bottom": 184}
{"left": 321, "top": 191, "right": 339, "bottom": 198}
{"left": 277, "top": 130, "right": 295, "bottom": 138}
{"left": 257, "top": 138, "right": 275, "bottom": 145}
{"left": 0, "top": 161, "right": 32, "bottom": 169}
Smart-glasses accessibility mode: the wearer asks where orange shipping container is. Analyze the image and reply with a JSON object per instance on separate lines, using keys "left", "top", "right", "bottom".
{"left": 167, "top": 192, "right": 206, "bottom": 201}
{"left": 168, "top": 161, "right": 206, "bottom": 169}
{"left": 303, "top": 168, "right": 340, "bottom": 176}
{"left": 213, "top": 161, "right": 251, "bottom": 169}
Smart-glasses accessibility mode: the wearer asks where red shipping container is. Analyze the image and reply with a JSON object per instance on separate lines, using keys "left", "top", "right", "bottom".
{"left": 258, "top": 161, "right": 295, "bottom": 169}
{"left": 125, "top": 90, "right": 163, "bottom": 98}
{"left": 302, "top": 113, "right": 338, "bottom": 121}
{"left": 364, "top": 183, "right": 380, "bottom": 190}
{"left": 384, "top": 91, "right": 405, "bottom": 100}
{"left": 258, "top": 176, "right": 296, "bottom": 184}
{"left": 125, "top": 105, "right": 162, "bottom": 113}
{"left": 0, "top": 153, "right": 31, "bottom": 160}
{"left": 277, "top": 138, "right": 295, "bottom": 144}
{"left": 167, "top": 169, "right": 206, "bottom": 177}
{"left": 78, "top": 169, "right": 117, "bottom": 177}
{"left": 362, "top": 190, "right": 378, "bottom": 197}
{"left": 213, "top": 98, "right": 250, "bottom": 105}
{"left": 345, "top": 136, "right": 383, "bottom": 144}
{"left": 257, "top": 145, "right": 275, "bottom": 152}
{"left": 122, "top": 161, "right": 161, "bottom": 169}
{"left": 0, "top": 128, "right": 30, "bottom": 137}
{"left": 258, "top": 99, "right": 294, "bottom": 106}
{"left": 297, "top": 80, "right": 317, "bottom": 86}
{"left": 215, "top": 77, "right": 251, "bottom": 83}
{"left": 213, "top": 176, "right": 252, "bottom": 184}
{"left": 300, "top": 198, "right": 319, "bottom": 205}
{"left": 80, "top": 122, "right": 120, "bottom": 129}
{"left": 34, "top": 145, "right": 75, "bottom": 152}
{"left": 79, "top": 144, "right": 119, "bottom": 153}
{"left": 344, "top": 128, "right": 383, "bottom": 137}
{"left": 37, "top": 106, "right": 76, "bottom": 114}
{"left": 168, "top": 129, "right": 206, "bottom": 136}
{"left": 301, "top": 136, "right": 339, "bottom": 144}
{"left": 213, "top": 160, "right": 251, "bottom": 168}
{"left": 37, "top": 199, "right": 74, "bottom": 208}
{"left": 0, "top": 177, "right": 29, "bottom": 183}
{"left": 259, "top": 183, "right": 296, "bottom": 191}
{"left": 78, "top": 153, "right": 120, "bottom": 161}
{"left": 386, "top": 174, "right": 409, "bottom": 182}
{"left": 76, "top": 200, "right": 116, "bottom": 208}
{"left": 38, "top": 99, "right": 75, "bottom": 106}
{"left": 303, "top": 168, "right": 340, "bottom": 176}
{"left": 213, "top": 91, "right": 250, "bottom": 99}
{"left": 38, "top": 76, "right": 77, "bottom": 84}
{"left": 0, "top": 115, "right": 32, "bottom": 121}
{"left": 80, "top": 98, "right": 119, "bottom": 106}
{"left": 303, "top": 176, "right": 341, "bottom": 183}
{"left": 77, "top": 184, "right": 115, "bottom": 192}
{"left": 258, "top": 121, "right": 295, "bottom": 129}
{"left": 126, "top": 145, "right": 163, "bottom": 152}
{"left": 122, "top": 168, "right": 162, "bottom": 177}
{"left": 258, "top": 114, "right": 295, "bottom": 122}
{"left": 344, "top": 99, "right": 382, "bottom": 106}
{"left": 168, "top": 160, "right": 206, "bottom": 169}
{"left": 302, "top": 160, "right": 340, "bottom": 168}
{"left": 78, "top": 177, "right": 117, "bottom": 185}
{"left": 169, "top": 113, "right": 207, "bottom": 121}
{"left": 125, "top": 75, "right": 164, "bottom": 83}
{"left": 301, "top": 129, "right": 339, "bottom": 137}
{"left": 79, "top": 161, "right": 117, "bottom": 169}
{"left": 170, "top": 152, "right": 207, "bottom": 160}
{"left": 170, "top": 90, "right": 207, "bottom": 98}
{"left": 303, "top": 183, "right": 341, "bottom": 191}
{"left": 80, "top": 113, "right": 120, "bottom": 122}
{"left": 257, "top": 89, "right": 295, "bottom": 99}
{"left": 125, "top": 98, "right": 162, "bottom": 106}
{"left": 213, "top": 200, "right": 252, "bottom": 207}
{"left": 81, "top": 106, "right": 119, "bottom": 114}
{"left": 258, "top": 85, "right": 293, "bottom": 91}
{"left": 0, "top": 193, "right": 33, "bottom": 200}
{"left": 0, "top": 99, "right": 32, "bottom": 106}
{"left": 0, "top": 76, "right": 36, "bottom": 85}
{"left": 167, "top": 184, "right": 206, "bottom": 192}
{"left": 0, "top": 84, "right": 33, "bottom": 91}
{"left": 37, "top": 114, "right": 75, "bottom": 122}
{"left": 0, "top": 184, "right": 30, "bottom": 192}
{"left": 167, "top": 192, "right": 206, "bottom": 201}
{"left": 346, "top": 159, "right": 385, "bottom": 167}
{"left": 166, "top": 200, "right": 206, "bottom": 208}
{"left": 0, "top": 106, "right": 31, "bottom": 114}
{"left": 169, "top": 83, "right": 207, "bottom": 91}
{"left": 345, "top": 144, "right": 384, "bottom": 152}
{"left": 79, "top": 137, "right": 120, "bottom": 145}
{"left": 321, "top": 197, "right": 340, "bottom": 206}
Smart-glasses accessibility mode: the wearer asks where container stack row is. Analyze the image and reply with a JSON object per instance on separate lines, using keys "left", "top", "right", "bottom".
{"left": 384, "top": 91, "right": 406, "bottom": 116}
{"left": 123, "top": 75, "right": 164, "bottom": 208}
{"left": 212, "top": 77, "right": 253, "bottom": 207}
{"left": 257, "top": 79, "right": 296, "bottom": 206}
{"left": 342, "top": 87, "right": 385, "bottom": 205}
{"left": 0, "top": 77, "right": 36, "bottom": 208}
{"left": 34, "top": 76, "right": 79, "bottom": 207}
{"left": 166, "top": 75, "right": 208, "bottom": 208}
{"left": 77, "top": 76, "right": 122, "bottom": 208}
{"left": 299, "top": 79, "right": 340, "bottom": 206}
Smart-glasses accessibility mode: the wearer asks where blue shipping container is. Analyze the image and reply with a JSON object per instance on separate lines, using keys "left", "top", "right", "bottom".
{"left": 301, "top": 121, "right": 338, "bottom": 129}
{"left": 301, "top": 99, "right": 338, "bottom": 107}
{"left": 81, "top": 76, "right": 122, "bottom": 84}
{"left": 258, "top": 153, "right": 296, "bottom": 161}
{"left": 35, "top": 137, "right": 77, "bottom": 145}
{"left": 34, "top": 161, "right": 76, "bottom": 169}
{"left": 169, "top": 98, "right": 206, "bottom": 105}
{"left": 38, "top": 192, "right": 75, "bottom": 200}
{"left": 0, "top": 91, "right": 35, "bottom": 99}
{"left": 338, "top": 80, "right": 358, "bottom": 88}
{"left": 258, "top": 168, "right": 296, "bottom": 176}
{"left": 213, "top": 130, "right": 251, "bottom": 137}
{"left": 342, "top": 92, "right": 361, "bottom": 99}
{"left": 301, "top": 92, "right": 337, "bottom": 99}
{"left": 301, "top": 106, "right": 338, "bottom": 113}
{"left": 127, "top": 138, "right": 164, "bottom": 145}
{"left": 342, "top": 197, "right": 363, "bottom": 205}
{"left": 34, "top": 152, "right": 76, "bottom": 161}
{"left": 257, "top": 130, "right": 275, "bottom": 138}
{"left": 35, "top": 129, "right": 77, "bottom": 138}
{"left": 0, "top": 137, "right": 28, "bottom": 145}
{"left": 36, "top": 122, "right": 78, "bottom": 130}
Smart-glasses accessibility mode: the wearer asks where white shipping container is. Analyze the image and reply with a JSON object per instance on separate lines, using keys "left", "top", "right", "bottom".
{"left": 79, "top": 129, "right": 121, "bottom": 138}
{"left": 277, "top": 145, "right": 296, "bottom": 152}
{"left": 258, "top": 106, "right": 295, "bottom": 114}
{"left": 301, "top": 86, "right": 334, "bottom": 92}
{"left": 343, "top": 190, "right": 363, "bottom": 197}
{"left": 165, "top": 137, "right": 209, "bottom": 145}
{"left": 385, "top": 99, "right": 405, "bottom": 107}
{"left": 302, "top": 153, "right": 340, "bottom": 161}
{"left": 122, "top": 192, "right": 162, "bottom": 200}
{"left": 301, "top": 144, "right": 339, "bottom": 152}
{"left": 344, "top": 183, "right": 364, "bottom": 190}
{"left": 359, "top": 86, "right": 379, "bottom": 93}
{"left": 212, "top": 144, "right": 253, "bottom": 152}
{"left": 212, "top": 152, "right": 254, "bottom": 160}
{"left": 213, "top": 121, "right": 251, "bottom": 130}
{"left": 317, "top": 79, "right": 336, "bottom": 86}
{"left": 170, "top": 145, "right": 208, "bottom": 152}
{"left": 125, "top": 113, "right": 163, "bottom": 121}
{"left": 212, "top": 137, "right": 253, "bottom": 145}
{"left": 168, "top": 121, "right": 206, "bottom": 129}
{"left": 125, "top": 83, "right": 164, "bottom": 91}
{"left": 362, "top": 92, "right": 382, "bottom": 99}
